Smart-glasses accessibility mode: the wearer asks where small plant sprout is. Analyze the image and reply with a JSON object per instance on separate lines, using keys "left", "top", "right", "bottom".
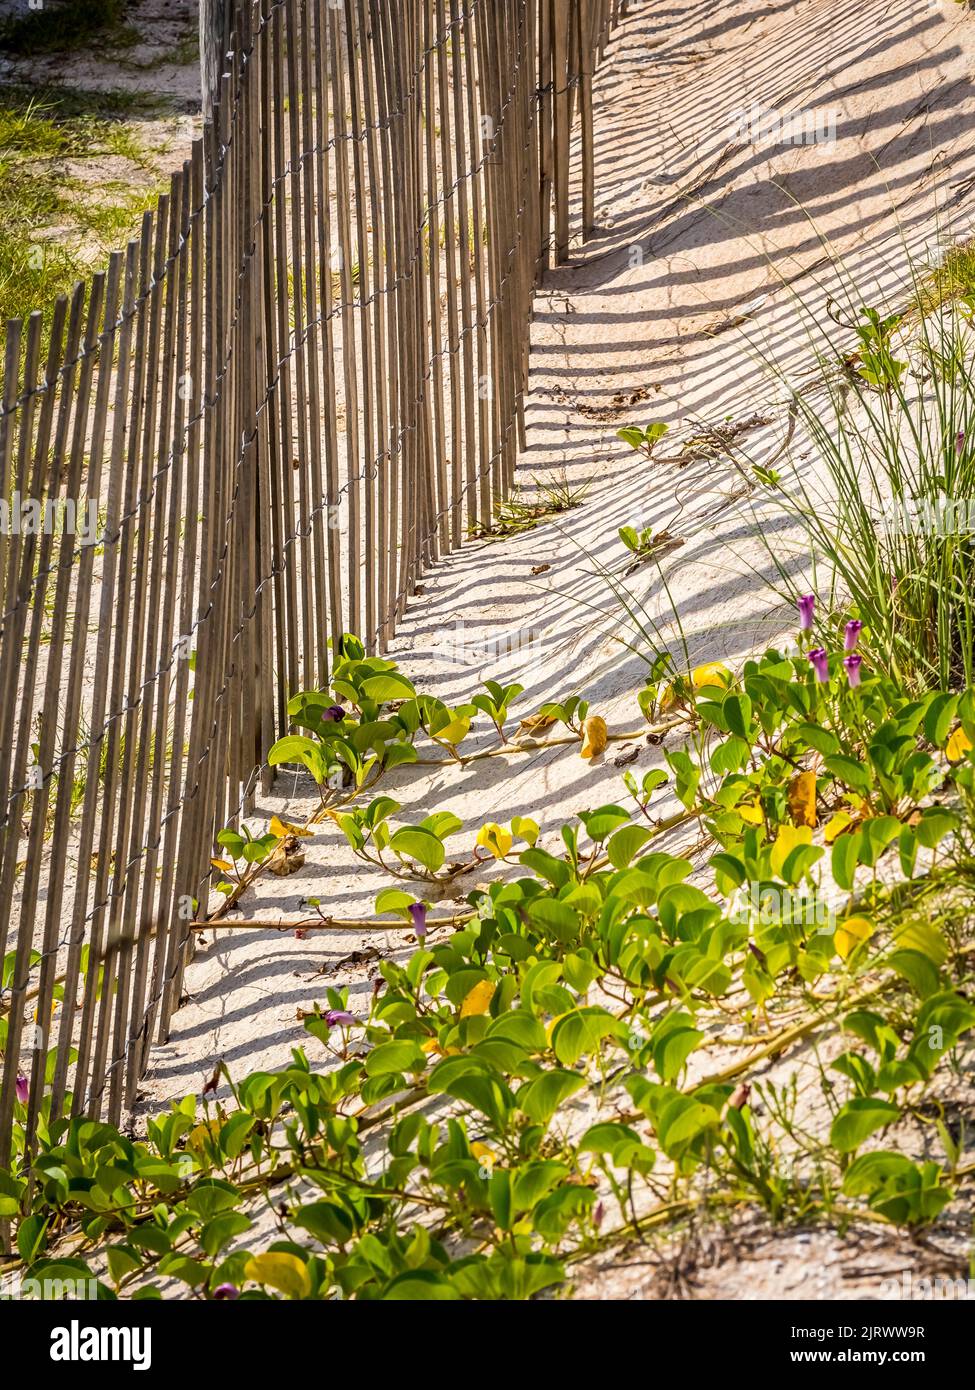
{"left": 616, "top": 421, "right": 670, "bottom": 458}
{"left": 471, "top": 680, "right": 525, "bottom": 744}
{"left": 621, "top": 767, "right": 668, "bottom": 822}
{"left": 536, "top": 695, "right": 590, "bottom": 734}
{"left": 618, "top": 523, "right": 683, "bottom": 571}
{"left": 851, "top": 306, "right": 908, "bottom": 393}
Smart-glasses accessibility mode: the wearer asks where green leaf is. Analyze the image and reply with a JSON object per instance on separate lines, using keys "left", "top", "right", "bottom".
{"left": 531, "top": 1185, "right": 596, "bottom": 1240}
{"left": 551, "top": 1008, "right": 621, "bottom": 1066}
{"left": 184, "top": 1179, "right": 240, "bottom": 1221}
{"left": 517, "top": 1070, "right": 587, "bottom": 1126}
{"left": 360, "top": 673, "right": 417, "bottom": 703}
{"left": 842, "top": 1150, "right": 915, "bottom": 1197}
{"left": 268, "top": 735, "right": 323, "bottom": 774}
{"left": 924, "top": 693, "right": 958, "bottom": 748}
{"left": 795, "top": 722, "right": 841, "bottom": 756}
{"left": 519, "top": 848, "right": 571, "bottom": 888}
{"left": 723, "top": 693, "right": 752, "bottom": 739}
{"left": 709, "top": 852, "right": 746, "bottom": 892}
{"left": 200, "top": 1211, "right": 252, "bottom": 1258}
{"left": 710, "top": 736, "right": 750, "bottom": 776}
{"left": 383, "top": 743, "right": 418, "bottom": 772}
{"left": 824, "top": 755, "right": 873, "bottom": 792}
{"left": 443, "top": 1073, "right": 514, "bottom": 1131}
{"left": 421, "top": 811, "right": 463, "bottom": 840}
{"left": 384, "top": 1271, "right": 462, "bottom": 1300}
{"left": 603, "top": 822, "right": 650, "bottom": 867}
{"left": 898, "top": 825, "right": 918, "bottom": 878}
{"left": 17, "top": 1213, "right": 48, "bottom": 1265}
{"left": 579, "top": 805, "right": 631, "bottom": 842}
{"left": 653, "top": 1026, "right": 703, "bottom": 1083}
{"left": 831, "top": 831, "right": 860, "bottom": 892}
{"left": 106, "top": 1245, "right": 142, "bottom": 1284}
{"left": 389, "top": 827, "right": 445, "bottom": 874}
{"left": 829, "top": 1097, "right": 900, "bottom": 1153}
{"left": 364, "top": 1040, "right": 424, "bottom": 1077}
{"left": 887, "top": 950, "right": 940, "bottom": 999}
{"left": 915, "top": 808, "right": 959, "bottom": 851}
{"left": 858, "top": 816, "right": 900, "bottom": 867}
{"left": 655, "top": 1094, "right": 720, "bottom": 1158}
{"left": 292, "top": 1201, "right": 356, "bottom": 1246}
{"left": 374, "top": 888, "right": 418, "bottom": 916}
{"left": 617, "top": 427, "right": 646, "bottom": 450}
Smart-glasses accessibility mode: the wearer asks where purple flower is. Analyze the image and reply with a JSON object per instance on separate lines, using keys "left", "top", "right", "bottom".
{"left": 408, "top": 902, "right": 428, "bottom": 940}
{"left": 15, "top": 1073, "right": 28, "bottom": 1105}
{"left": 213, "top": 1283, "right": 239, "bottom": 1300}
{"left": 807, "top": 647, "right": 830, "bottom": 683}
{"left": 322, "top": 705, "right": 345, "bottom": 723}
{"left": 593, "top": 1200, "right": 605, "bottom": 1231}
{"left": 797, "top": 594, "right": 816, "bottom": 632}
{"left": 843, "top": 654, "right": 863, "bottom": 688}
{"left": 956, "top": 430, "right": 965, "bottom": 456}
{"left": 324, "top": 1009, "right": 356, "bottom": 1028}
{"left": 844, "top": 619, "right": 862, "bottom": 652}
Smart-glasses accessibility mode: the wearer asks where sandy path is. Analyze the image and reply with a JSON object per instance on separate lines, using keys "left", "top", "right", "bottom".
{"left": 134, "top": 0, "right": 975, "bottom": 1293}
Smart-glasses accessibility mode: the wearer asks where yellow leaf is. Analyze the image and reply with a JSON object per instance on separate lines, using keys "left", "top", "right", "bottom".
{"left": 211, "top": 858, "right": 234, "bottom": 872}
{"left": 823, "top": 810, "right": 854, "bottom": 844}
{"left": 476, "top": 823, "right": 513, "bottom": 859}
{"left": 787, "top": 771, "right": 817, "bottom": 828}
{"left": 691, "top": 662, "right": 733, "bottom": 691}
{"left": 187, "top": 1119, "right": 221, "bottom": 1152}
{"left": 580, "top": 715, "right": 608, "bottom": 760}
{"left": 244, "top": 1252, "right": 311, "bottom": 1299}
{"left": 511, "top": 816, "right": 539, "bottom": 846}
{"left": 946, "top": 726, "right": 973, "bottom": 763}
{"left": 270, "top": 814, "right": 313, "bottom": 839}
{"left": 471, "top": 1142, "right": 496, "bottom": 1164}
{"left": 432, "top": 716, "right": 470, "bottom": 748}
{"left": 421, "top": 1037, "right": 459, "bottom": 1057}
{"left": 835, "top": 914, "right": 874, "bottom": 960}
{"left": 660, "top": 663, "right": 732, "bottom": 711}
{"left": 659, "top": 678, "right": 681, "bottom": 711}
{"left": 460, "top": 979, "right": 496, "bottom": 1018}
{"left": 770, "top": 824, "right": 812, "bottom": 878}
{"left": 515, "top": 713, "right": 556, "bottom": 739}
{"left": 737, "top": 797, "right": 764, "bottom": 826}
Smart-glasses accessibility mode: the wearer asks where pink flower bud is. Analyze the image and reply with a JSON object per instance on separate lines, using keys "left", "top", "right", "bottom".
{"left": 807, "top": 647, "right": 829, "bottom": 682}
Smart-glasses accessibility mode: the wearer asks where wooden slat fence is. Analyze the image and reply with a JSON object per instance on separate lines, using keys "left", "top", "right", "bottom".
{"left": 0, "top": 0, "right": 626, "bottom": 1181}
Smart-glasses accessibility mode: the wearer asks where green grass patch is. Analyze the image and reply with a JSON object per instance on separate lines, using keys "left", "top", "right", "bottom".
{"left": 0, "top": 0, "right": 139, "bottom": 56}
{"left": 0, "top": 85, "right": 166, "bottom": 334}
{"left": 913, "top": 240, "right": 975, "bottom": 316}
